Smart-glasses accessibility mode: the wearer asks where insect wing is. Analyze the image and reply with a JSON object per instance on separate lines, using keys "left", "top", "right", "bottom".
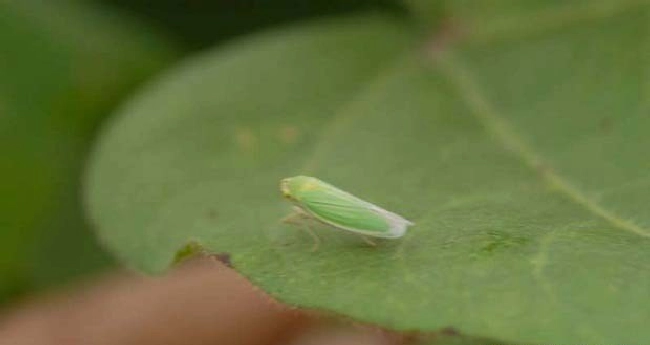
{"left": 297, "top": 182, "right": 401, "bottom": 237}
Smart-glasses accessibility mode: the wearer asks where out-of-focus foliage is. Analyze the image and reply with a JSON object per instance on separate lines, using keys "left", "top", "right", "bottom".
{"left": 0, "top": 0, "right": 176, "bottom": 303}
{"left": 101, "top": 0, "right": 405, "bottom": 50}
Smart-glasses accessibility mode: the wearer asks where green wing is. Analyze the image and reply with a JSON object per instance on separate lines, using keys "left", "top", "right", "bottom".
{"left": 295, "top": 182, "right": 392, "bottom": 235}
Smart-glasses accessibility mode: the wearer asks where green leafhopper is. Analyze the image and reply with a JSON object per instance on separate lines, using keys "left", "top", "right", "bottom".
{"left": 280, "top": 176, "right": 414, "bottom": 248}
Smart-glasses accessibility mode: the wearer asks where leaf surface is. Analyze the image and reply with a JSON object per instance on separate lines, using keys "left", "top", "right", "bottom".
{"left": 87, "top": 4, "right": 650, "bottom": 344}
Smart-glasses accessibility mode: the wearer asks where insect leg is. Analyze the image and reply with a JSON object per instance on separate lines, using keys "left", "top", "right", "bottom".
{"left": 281, "top": 206, "right": 310, "bottom": 223}
{"left": 281, "top": 208, "right": 321, "bottom": 251}
{"left": 304, "top": 222, "right": 321, "bottom": 252}
{"left": 360, "top": 235, "right": 377, "bottom": 247}
{"left": 281, "top": 211, "right": 300, "bottom": 224}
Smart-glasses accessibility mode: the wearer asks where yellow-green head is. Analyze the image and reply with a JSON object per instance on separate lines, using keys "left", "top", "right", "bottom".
{"left": 280, "top": 175, "right": 319, "bottom": 201}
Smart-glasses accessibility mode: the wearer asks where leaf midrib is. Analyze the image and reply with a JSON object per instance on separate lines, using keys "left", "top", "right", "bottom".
{"left": 436, "top": 53, "right": 650, "bottom": 240}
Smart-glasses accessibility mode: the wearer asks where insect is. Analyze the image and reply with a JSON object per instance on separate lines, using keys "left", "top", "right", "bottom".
{"left": 280, "top": 175, "right": 414, "bottom": 250}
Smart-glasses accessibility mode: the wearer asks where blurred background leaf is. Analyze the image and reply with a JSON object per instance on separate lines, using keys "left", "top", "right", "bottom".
{"left": 0, "top": 0, "right": 176, "bottom": 303}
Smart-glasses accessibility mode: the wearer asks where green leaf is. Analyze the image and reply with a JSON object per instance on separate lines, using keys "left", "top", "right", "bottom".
{"left": 86, "top": 3, "right": 650, "bottom": 344}
{"left": 0, "top": 0, "right": 176, "bottom": 301}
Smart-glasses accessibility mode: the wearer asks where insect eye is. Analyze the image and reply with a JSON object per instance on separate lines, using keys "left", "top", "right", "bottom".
{"left": 280, "top": 180, "right": 293, "bottom": 199}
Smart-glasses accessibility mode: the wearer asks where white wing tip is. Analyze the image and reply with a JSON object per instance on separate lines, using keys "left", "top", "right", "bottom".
{"left": 384, "top": 217, "right": 413, "bottom": 238}
{"left": 370, "top": 206, "right": 414, "bottom": 238}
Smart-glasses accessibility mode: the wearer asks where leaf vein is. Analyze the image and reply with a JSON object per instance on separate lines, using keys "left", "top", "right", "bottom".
{"left": 437, "top": 53, "right": 650, "bottom": 239}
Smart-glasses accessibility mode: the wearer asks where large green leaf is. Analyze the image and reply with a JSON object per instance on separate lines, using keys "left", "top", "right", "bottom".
{"left": 86, "top": 2, "right": 650, "bottom": 344}
{"left": 0, "top": 0, "right": 176, "bottom": 301}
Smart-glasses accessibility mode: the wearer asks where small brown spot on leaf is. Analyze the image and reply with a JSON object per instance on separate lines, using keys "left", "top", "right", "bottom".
{"left": 206, "top": 209, "right": 218, "bottom": 220}
{"left": 599, "top": 117, "right": 614, "bottom": 134}
{"left": 425, "top": 19, "right": 465, "bottom": 59}
{"left": 479, "top": 231, "right": 529, "bottom": 256}
{"left": 235, "top": 127, "right": 257, "bottom": 152}
{"left": 278, "top": 125, "right": 300, "bottom": 144}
